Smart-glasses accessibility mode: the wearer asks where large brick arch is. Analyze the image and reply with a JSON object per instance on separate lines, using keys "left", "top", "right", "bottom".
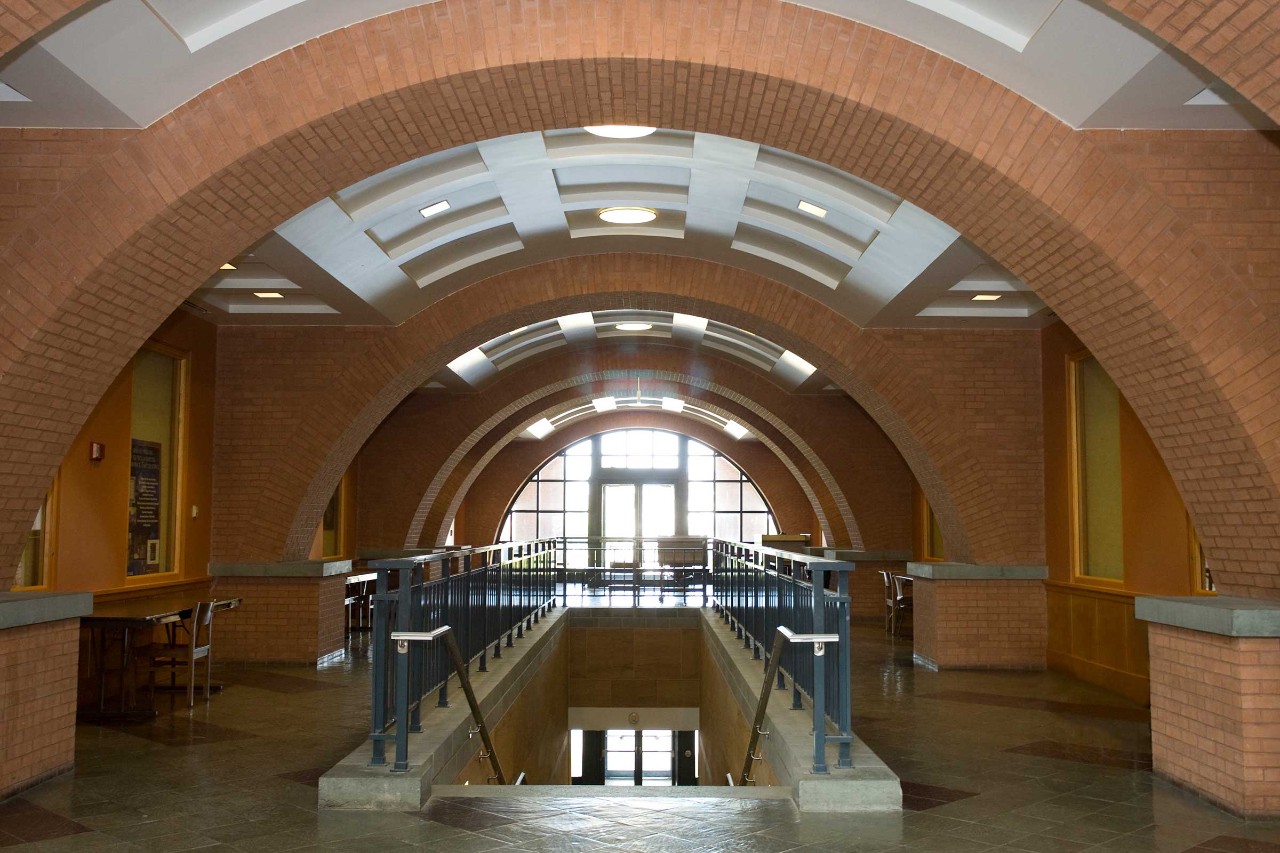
{"left": 452, "top": 410, "right": 830, "bottom": 547}
{"left": 382, "top": 343, "right": 914, "bottom": 550}
{"left": 0, "top": 0, "right": 1273, "bottom": 595}
{"left": 217, "top": 259, "right": 1036, "bottom": 571}
{"left": 400, "top": 379, "right": 851, "bottom": 550}
{"left": 1, "top": 2, "right": 1274, "bottom": 124}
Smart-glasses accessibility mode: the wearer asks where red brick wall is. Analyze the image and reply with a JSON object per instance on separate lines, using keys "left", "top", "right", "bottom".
{"left": 210, "top": 576, "right": 345, "bottom": 663}
{"left": 912, "top": 579, "right": 1047, "bottom": 669}
{"left": 1148, "top": 623, "right": 1280, "bottom": 816}
{"left": 0, "top": 619, "right": 80, "bottom": 798}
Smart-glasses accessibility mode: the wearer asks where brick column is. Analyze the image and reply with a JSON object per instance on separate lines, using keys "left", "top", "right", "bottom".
{"left": 0, "top": 591, "right": 92, "bottom": 799}
{"left": 209, "top": 561, "right": 350, "bottom": 663}
{"left": 1137, "top": 596, "right": 1280, "bottom": 817}
{"left": 906, "top": 563, "right": 1047, "bottom": 670}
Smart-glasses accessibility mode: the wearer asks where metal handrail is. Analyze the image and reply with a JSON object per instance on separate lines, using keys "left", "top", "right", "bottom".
{"left": 739, "top": 627, "right": 840, "bottom": 784}
{"left": 368, "top": 539, "right": 558, "bottom": 770}
{"left": 393, "top": 626, "right": 507, "bottom": 784}
{"left": 711, "top": 540, "right": 854, "bottom": 774}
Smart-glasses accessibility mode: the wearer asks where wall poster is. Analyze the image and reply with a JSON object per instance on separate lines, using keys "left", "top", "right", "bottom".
{"left": 128, "top": 438, "right": 163, "bottom": 575}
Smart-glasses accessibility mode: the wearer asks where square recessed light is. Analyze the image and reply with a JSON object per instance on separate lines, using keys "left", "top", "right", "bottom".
{"left": 419, "top": 200, "right": 450, "bottom": 219}
{"left": 970, "top": 294, "right": 1002, "bottom": 301}
{"left": 220, "top": 263, "right": 237, "bottom": 271}
{"left": 724, "top": 420, "right": 749, "bottom": 440}
{"left": 592, "top": 397, "right": 617, "bottom": 413}
{"left": 253, "top": 291, "right": 284, "bottom": 299}
{"left": 661, "top": 398, "right": 684, "bottom": 413}
{"left": 797, "top": 200, "right": 827, "bottom": 218}
{"left": 527, "top": 418, "right": 555, "bottom": 439}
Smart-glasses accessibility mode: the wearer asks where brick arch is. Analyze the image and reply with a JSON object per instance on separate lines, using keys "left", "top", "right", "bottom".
{"left": 400, "top": 373, "right": 855, "bottom": 550}
{"left": 1, "top": 2, "right": 1274, "bottom": 124}
{"left": 222, "top": 261, "right": 1016, "bottom": 573}
{"left": 457, "top": 410, "right": 826, "bottom": 547}
{"left": 0, "top": 1, "right": 1273, "bottom": 595}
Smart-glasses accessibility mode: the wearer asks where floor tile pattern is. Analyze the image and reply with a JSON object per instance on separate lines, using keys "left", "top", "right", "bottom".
{"left": 2, "top": 616, "right": 1280, "bottom": 850}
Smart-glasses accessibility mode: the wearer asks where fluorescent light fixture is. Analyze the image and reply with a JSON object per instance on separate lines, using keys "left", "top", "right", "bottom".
{"left": 661, "top": 397, "right": 685, "bottom": 413}
{"left": 527, "top": 418, "right": 555, "bottom": 439}
{"left": 220, "top": 263, "right": 237, "bottom": 270}
{"left": 724, "top": 420, "right": 749, "bottom": 440}
{"left": 599, "top": 207, "right": 657, "bottom": 225}
{"left": 253, "top": 291, "right": 283, "bottom": 299}
{"left": 419, "top": 200, "right": 450, "bottom": 219}
{"left": 584, "top": 125, "right": 657, "bottom": 139}
{"left": 970, "top": 294, "right": 1003, "bottom": 301}
{"left": 778, "top": 350, "right": 817, "bottom": 380}
{"left": 797, "top": 200, "right": 827, "bottom": 218}
{"left": 615, "top": 322, "right": 653, "bottom": 332}
{"left": 592, "top": 397, "right": 617, "bottom": 413}
{"left": 447, "top": 347, "right": 488, "bottom": 376}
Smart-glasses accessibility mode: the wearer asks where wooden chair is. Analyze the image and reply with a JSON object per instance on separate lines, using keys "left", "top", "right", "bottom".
{"left": 149, "top": 601, "right": 214, "bottom": 708}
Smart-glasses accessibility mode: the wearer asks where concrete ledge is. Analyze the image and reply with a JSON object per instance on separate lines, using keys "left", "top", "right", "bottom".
{"left": 700, "top": 609, "right": 901, "bottom": 812}
{"left": 433, "top": 783, "right": 795, "bottom": 799}
{"left": 320, "top": 606, "right": 566, "bottom": 809}
{"left": 356, "top": 547, "right": 445, "bottom": 561}
{"left": 567, "top": 607, "right": 702, "bottom": 629}
{"left": 0, "top": 591, "right": 92, "bottom": 630}
{"left": 906, "top": 562, "right": 1047, "bottom": 581}
{"left": 809, "top": 550, "right": 910, "bottom": 562}
{"left": 210, "top": 559, "right": 352, "bottom": 578}
{"left": 1136, "top": 595, "right": 1280, "bottom": 637}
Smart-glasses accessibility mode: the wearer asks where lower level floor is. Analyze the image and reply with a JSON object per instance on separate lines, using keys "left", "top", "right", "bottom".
{"left": 1, "top": 623, "right": 1278, "bottom": 852}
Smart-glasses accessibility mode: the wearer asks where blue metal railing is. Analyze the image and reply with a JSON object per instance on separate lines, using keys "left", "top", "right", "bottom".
{"left": 365, "top": 536, "right": 852, "bottom": 777}
{"left": 368, "top": 539, "right": 558, "bottom": 771}
{"left": 709, "top": 540, "right": 854, "bottom": 773}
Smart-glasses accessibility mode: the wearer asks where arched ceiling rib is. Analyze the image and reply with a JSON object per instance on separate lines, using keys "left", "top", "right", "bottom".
{"left": 0, "top": 0, "right": 1270, "bottom": 131}
{"left": 190, "top": 129, "right": 1050, "bottom": 330}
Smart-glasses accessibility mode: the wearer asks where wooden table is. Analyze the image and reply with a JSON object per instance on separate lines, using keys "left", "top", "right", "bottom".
{"left": 79, "top": 595, "right": 240, "bottom": 722}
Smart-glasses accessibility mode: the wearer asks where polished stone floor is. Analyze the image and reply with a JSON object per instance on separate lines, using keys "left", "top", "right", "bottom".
{"left": 4, "top": 616, "right": 1280, "bottom": 851}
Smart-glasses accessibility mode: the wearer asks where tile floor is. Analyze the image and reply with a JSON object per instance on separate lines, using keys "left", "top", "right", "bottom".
{"left": 3, "top": 614, "right": 1280, "bottom": 851}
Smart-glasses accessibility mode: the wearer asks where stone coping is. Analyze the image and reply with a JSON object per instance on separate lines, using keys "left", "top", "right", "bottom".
{"left": 700, "top": 608, "right": 900, "bottom": 811}
{"left": 356, "top": 547, "right": 445, "bottom": 561}
{"left": 1135, "top": 595, "right": 1280, "bottom": 637}
{"left": 0, "top": 591, "right": 92, "bottom": 630}
{"left": 433, "top": 784, "right": 795, "bottom": 800}
{"left": 906, "top": 562, "right": 1048, "bottom": 581}
{"left": 210, "top": 559, "right": 352, "bottom": 578}
{"left": 809, "top": 549, "right": 911, "bottom": 562}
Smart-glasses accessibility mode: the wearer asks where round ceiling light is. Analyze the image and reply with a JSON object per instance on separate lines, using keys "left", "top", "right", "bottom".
{"left": 599, "top": 207, "right": 657, "bottom": 225}
{"left": 584, "top": 125, "right": 657, "bottom": 139}
{"left": 615, "top": 322, "right": 653, "bottom": 332}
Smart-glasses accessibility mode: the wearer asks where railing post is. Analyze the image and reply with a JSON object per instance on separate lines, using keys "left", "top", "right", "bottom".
{"left": 836, "top": 568, "right": 853, "bottom": 769}
{"left": 438, "top": 559, "right": 451, "bottom": 709}
{"left": 369, "top": 567, "right": 389, "bottom": 766}
{"left": 811, "top": 565, "right": 828, "bottom": 774}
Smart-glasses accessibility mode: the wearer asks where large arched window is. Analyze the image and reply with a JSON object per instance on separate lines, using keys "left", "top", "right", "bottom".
{"left": 499, "top": 429, "right": 777, "bottom": 564}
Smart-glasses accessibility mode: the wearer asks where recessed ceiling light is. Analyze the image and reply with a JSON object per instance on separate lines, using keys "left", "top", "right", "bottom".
{"left": 419, "top": 200, "right": 450, "bottom": 219}
{"left": 970, "top": 294, "right": 1003, "bottom": 301}
{"left": 584, "top": 125, "right": 657, "bottom": 139}
{"left": 724, "top": 421, "right": 749, "bottom": 440}
{"left": 797, "top": 200, "right": 827, "bottom": 218}
{"left": 220, "top": 263, "right": 237, "bottom": 271}
{"left": 527, "top": 418, "right": 555, "bottom": 439}
{"left": 592, "top": 397, "right": 617, "bottom": 413}
{"left": 599, "top": 207, "right": 657, "bottom": 225}
{"left": 615, "top": 322, "right": 653, "bottom": 332}
{"left": 253, "top": 292, "right": 283, "bottom": 299}
{"left": 661, "top": 398, "right": 684, "bottom": 413}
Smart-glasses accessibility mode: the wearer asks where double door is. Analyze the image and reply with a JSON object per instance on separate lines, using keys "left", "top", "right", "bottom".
{"left": 601, "top": 482, "right": 676, "bottom": 567}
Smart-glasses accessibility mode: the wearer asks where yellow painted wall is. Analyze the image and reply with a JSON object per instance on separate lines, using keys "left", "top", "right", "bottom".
{"left": 1042, "top": 321, "right": 1199, "bottom": 703}
{"left": 48, "top": 313, "right": 217, "bottom": 595}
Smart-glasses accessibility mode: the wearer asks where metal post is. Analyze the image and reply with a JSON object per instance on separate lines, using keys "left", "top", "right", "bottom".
{"left": 811, "top": 566, "right": 827, "bottom": 774}
{"left": 836, "top": 569, "right": 853, "bottom": 769}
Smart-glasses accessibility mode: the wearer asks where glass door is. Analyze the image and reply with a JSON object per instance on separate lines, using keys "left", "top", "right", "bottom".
{"left": 603, "top": 483, "right": 637, "bottom": 568}
{"left": 640, "top": 482, "right": 675, "bottom": 567}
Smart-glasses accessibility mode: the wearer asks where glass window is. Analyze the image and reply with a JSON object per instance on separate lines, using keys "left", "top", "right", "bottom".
{"left": 1073, "top": 355, "right": 1124, "bottom": 580}
{"left": 498, "top": 430, "right": 778, "bottom": 545}
{"left": 127, "top": 348, "right": 183, "bottom": 577}
{"left": 16, "top": 496, "right": 49, "bottom": 588}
